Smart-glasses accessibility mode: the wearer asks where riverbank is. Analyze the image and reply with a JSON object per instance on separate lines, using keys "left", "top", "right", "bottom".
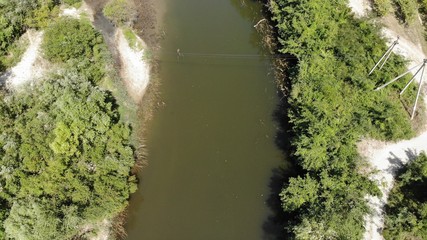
{"left": 79, "top": 1, "right": 155, "bottom": 238}
{"left": 0, "top": 1, "right": 154, "bottom": 239}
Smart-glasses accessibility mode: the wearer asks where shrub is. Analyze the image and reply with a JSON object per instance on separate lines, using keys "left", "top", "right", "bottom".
{"left": 383, "top": 153, "right": 427, "bottom": 239}
{"left": 103, "top": 0, "right": 136, "bottom": 26}
{"left": 373, "top": 0, "right": 393, "bottom": 16}
{"left": 393, "top": 0, "right": 418, "bottom": 24}
{"left": 42, "top": 18, "right": 109, "bottom": 82}
{"left": 62, "top": 0, "right": 81, "bottom": 5}
{"left": 43, "top": 18, "right": 103, "bottom": 62}
{"left": 0, "top": 70, "right": 137, "bottom": 239}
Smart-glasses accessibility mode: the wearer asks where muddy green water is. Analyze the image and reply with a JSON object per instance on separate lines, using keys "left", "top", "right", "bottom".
{"left": 125, "top": 0, "right": 285, "bottom": 239}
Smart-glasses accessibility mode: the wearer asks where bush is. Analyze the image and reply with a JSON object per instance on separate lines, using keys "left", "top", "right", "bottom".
{"left": 383, "top": 153, "right": 427, "bottom": 239}
{"left": 43, "top": 18, "right": 103, "bottom": 62}
{"left": 393, "top": 0, "right": 418, "bottom": 24}
{"left": 373, "top": 0, "right": 393, "bottom": 16}
{"left": 42, "top": 18, "right": 109, "bottom": 83}
{"left": 103, "top": 0, "right": 136, "bottom": 26}
{"left": 62, "top": 0, "right": 81, "bottom": 5}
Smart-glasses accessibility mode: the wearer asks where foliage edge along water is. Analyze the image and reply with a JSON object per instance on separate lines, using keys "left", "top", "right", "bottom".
{"left": 267, "top": 0, "right": 426, "bottom": 239}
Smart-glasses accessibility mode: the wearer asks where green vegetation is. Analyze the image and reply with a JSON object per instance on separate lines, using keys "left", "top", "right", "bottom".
{"left": 0, "top": 0, "right": 60, "bottom": 71}
{"left": 123, "top": 27, "right": 143, "bottom": 51}
{"left": 62, "top": 0, "right": 81, "bottom": 6}
{"left": 0, "top": 33, "right": 29, "bottom": 70}
{"left": 103, "top": 0, "right": 136, "bottom": 26}
{"left": 372, "top": 0, "right": 393, "bottom": 16}
{"left": 383, "top": 153, "right": 427, "bottom": 239}
{"left": 418, "top": 1, "right": 427, "bottom": 42}
{"left": 0, "top": 10, "right": 138, "bottom": 238}
{"left": 269, "top": 0, "right": 420, "bottom": 238}
{"left": 0, "top": 70, "right": 137, "bottom": 239}
{"left": 393, "top": 0, "right": 418, "bottom": 24}
{"left": 42, "top": 18, "right": 110, "bottom": 83}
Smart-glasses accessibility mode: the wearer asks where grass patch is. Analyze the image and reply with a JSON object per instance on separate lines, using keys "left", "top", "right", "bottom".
{"left": 0, "top": 32, "right": 30, "bottom": 69}
{"left": 123, "top": 27, "right": 143, "bottom": 51}
{"left": 372, "top": 0, "right": 393, "bottom": 16}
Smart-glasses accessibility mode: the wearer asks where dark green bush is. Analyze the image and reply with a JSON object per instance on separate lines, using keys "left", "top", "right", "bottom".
{"left": 43, "top": 18, "right": 103, "bottom": 62}
{"left": 42, "top": 18, "right": 109, "bottom": 83}
{"left": 383, "top": 153, "right": 427, "bottom": 239}
{"left": 103, "top": 0, "right": 136, "bottom": 26}
{"left": 393, "top": 0, "right": 418, "bottom": 24}
{"left": 373, "top": 0, "right": 393, "bottom": 16}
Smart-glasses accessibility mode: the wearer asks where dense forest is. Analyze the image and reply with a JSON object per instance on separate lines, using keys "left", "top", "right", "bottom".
{"left": 0, "top": 0, "right": 138, "bottom": 239}
{"left": 268, "top": 0, "right": 422, "bottom": 238}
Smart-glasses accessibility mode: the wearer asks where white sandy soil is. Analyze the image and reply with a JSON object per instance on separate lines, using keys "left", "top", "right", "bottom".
{"left": 0, "top": 31, "right": 45, "bottom": 90}
{"left": 348, "top": 0, "right": 371, "bottom": 17}
{"left": 381, "top": 28, "right": 427, "bottom": 82}
{"left": 60, "top": 2, "right": 94, "bottom": 21}
{"left": 348, "top": 1, "right": 427, "bottom": 239}
{"left": 116, "top": 28, "right": 150, "bottom": 102}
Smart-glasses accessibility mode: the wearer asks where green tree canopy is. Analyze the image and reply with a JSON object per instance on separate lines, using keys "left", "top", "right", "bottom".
{"left": 0, "top": 70, "right": 137, "bottom": 239}
{"left": 383, "top": 153, "right": 427, "bottom": 239}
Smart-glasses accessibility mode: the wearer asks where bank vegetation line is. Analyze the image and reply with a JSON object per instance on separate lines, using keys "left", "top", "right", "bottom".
{"left": 267, "top": 0, "right": 424, "bottom": 238}
{"left": 0, "top": 0, "right": 152, "bottom": 239}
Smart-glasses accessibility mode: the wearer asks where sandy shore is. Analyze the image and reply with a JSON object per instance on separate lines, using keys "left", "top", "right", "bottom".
{"left": 348, "top": 0, "right": 371, "bottom": 17}
{"left": 116, "top": 28, "right": 150, "bottom": 103}
{"left": 62, "top": 2, "right": 151, "bottom": 103}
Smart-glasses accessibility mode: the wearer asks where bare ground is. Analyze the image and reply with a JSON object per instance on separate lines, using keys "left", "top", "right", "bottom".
{"left": 116, "top": 28, "right": 150, "bottom": 103}
{"left": 0, "top": 30, "right": 47, "bottom": 90}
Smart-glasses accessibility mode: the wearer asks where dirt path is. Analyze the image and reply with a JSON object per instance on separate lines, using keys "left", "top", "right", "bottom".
{"left": 348, "top": 1, "right": 427, "bottom": 239}
{"left": 362, "top": 27, "right": 427, "bottom": 240}
{"left": 0, "top": 31, "right": 45, "bottom": 90}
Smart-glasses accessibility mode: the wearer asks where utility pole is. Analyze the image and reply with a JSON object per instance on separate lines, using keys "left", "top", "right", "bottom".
{"left": 375, "top": 59, "right": 427, "bottom": 120}
{"left": 368, "top": 37, "right": 399, "bottom": 75}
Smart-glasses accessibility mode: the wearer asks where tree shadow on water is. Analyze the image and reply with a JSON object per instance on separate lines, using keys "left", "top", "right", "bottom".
{"left": 262, "top": 167, "right": 288, "bottom": 240}
{"left": 261, "top": 90, "right": 301, "bottom": 240}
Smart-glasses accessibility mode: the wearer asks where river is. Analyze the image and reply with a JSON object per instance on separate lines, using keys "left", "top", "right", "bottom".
{"left": 125, "top": 0, "right": 286, "bottom": 239}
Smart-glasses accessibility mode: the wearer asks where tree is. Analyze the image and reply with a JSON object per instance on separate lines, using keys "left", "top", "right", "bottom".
{"left": 383, "top": 153, "right": 427, "bottom": 239}
{"left": 103, "top": 0, "right": 136, "bottom": 26}
{"left": 0, "top": 70, "right": 137, "bottom": 239}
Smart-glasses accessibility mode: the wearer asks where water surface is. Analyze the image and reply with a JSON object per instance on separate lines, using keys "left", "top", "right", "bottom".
{"left": 126, "top": 0, "right": 285, "bottom": 239}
